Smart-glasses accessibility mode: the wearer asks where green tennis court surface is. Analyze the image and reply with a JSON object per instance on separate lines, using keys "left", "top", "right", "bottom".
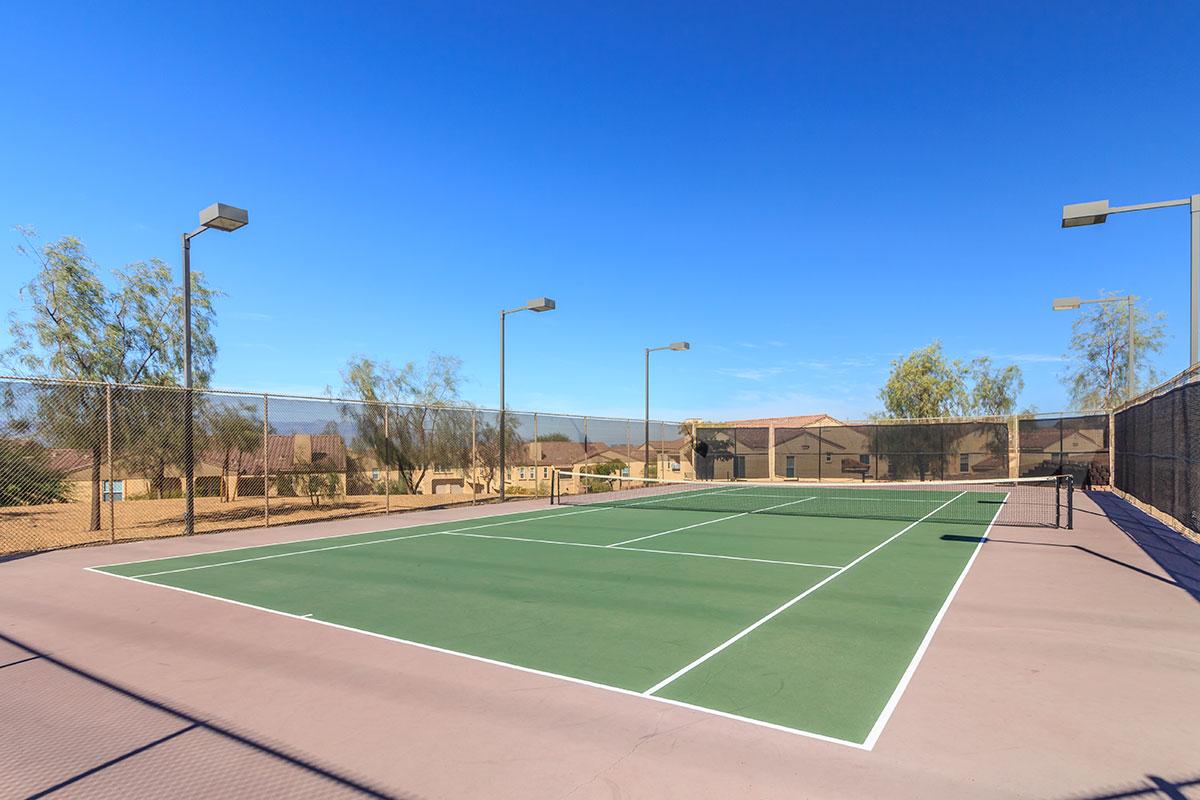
{"left": 91, "top": 485, "right": 1009, "bottom": 748}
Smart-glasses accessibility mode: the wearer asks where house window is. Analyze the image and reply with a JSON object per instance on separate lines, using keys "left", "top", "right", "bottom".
{"left": 786, "top": 455, "right": 795, "bottom": 478}
{"left": 824, "top": 453, "right": 832, "bottom": 463}
{"left": 960, "top": 453, "right": 970, "bottom": 473}
{"left": 543, "top": 467, "right": 548, "bottom": 478}
{"left": 734, "top": 455, "right": 746, "bottom": 478}
{"left": 620, "top": 466, "right": 630, "bottom": 477}
{"left": 518, "top": 467, "right": 526, "bottom": 480}
{"left": 670, "top": 458, "right": 680, "bottom": 471}
{"left": 860, "top": 454, "right": 870, "bottom": 465}
{"left": 102, "top": 480, "right": 124, "bottom": 502}
{"left": 371, "top": 468, "right": 380, "bottom": 480}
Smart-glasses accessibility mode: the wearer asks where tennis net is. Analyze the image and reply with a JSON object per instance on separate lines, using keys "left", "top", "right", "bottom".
{"left": 552, "top": 472, "right": 1073, "bottom": 528}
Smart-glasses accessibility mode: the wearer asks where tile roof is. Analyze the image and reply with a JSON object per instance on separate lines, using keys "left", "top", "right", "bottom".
{"left": 713, "top": 414, "right": 836, "bottom": 428}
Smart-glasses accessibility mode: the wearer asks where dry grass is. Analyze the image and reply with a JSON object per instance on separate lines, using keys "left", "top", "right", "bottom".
{"left": 0, "top": 492, "right": 511, "bottom": 556}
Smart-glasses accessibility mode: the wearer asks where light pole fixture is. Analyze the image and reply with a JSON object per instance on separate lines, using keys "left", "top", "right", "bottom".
{"left": 1061, "top": 193, "right": 1199, "bottom": 365}
{"left": 1051, "top": 294, "right": 1136, "bottom": 401}
{"left": 499, "top": 297, "right": 555, "bottom": 502}
{"left": 182, "top": 203, "right": 249, "bottom": 535}
{"left": 644, "top": 342, "right": 689, "bottom": 480}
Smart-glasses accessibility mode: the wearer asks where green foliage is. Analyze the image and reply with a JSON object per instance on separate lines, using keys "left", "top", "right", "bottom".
{"left": 537, "top": 432, "right": 572, "bottom": 442}
{"left": 203, "top": 402, "right": 263, "bottom": 501}
{"left": 6, "top": 228, "right": 218, "bottom": 386}
{"left": 340, "top": 354, "right": 469, "bottom": 494}
{"left": 4, "top": 229, "right": 220, "bottom": 529}
{"left": 476, "top": 415, "right": 524, "bottom": 494}
{"left": 0, "top": 439, "right": 68, "bottom": 506}
{"left": 877, "top": 342, "right": 1024, "bottom": 480}
{"left": 582, "top": 459, "right": 628, "bottom": 493}
{"left": 278, "top": 460, "right": 340, "bottom": 507}
{"left": 879, "top": 341, "right": 1024, "bottom": 418}
{"left": 1061, "top": 293, "right": 1167, "bottom": 410}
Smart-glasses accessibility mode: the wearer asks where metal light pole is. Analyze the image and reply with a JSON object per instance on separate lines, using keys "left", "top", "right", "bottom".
{"left": 499, "top": 297, "right": 555, "bottom": 502}
{"left": 1062, "top": 194, "right": 1200, "bottom": 366}
{"left": 1052, "top": 294, "right": 1137, "bottom": 401}
{"left": 182, "top": 203, "right": 248, "bottom": 535}
{"left": 644, "top": 342, "right": 689, "bottom": 480}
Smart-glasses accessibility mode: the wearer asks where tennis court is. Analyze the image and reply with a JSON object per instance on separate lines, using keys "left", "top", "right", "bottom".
{"left": 87, "top": 475, "right": 1070, "bottom": 749}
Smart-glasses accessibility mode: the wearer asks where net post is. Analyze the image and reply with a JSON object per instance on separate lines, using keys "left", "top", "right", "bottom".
{"left": 1067, "top": 474, "right": 1074, "bottom": 530}
{"left": 550, "top": 468, "right": 556, "bottom": 504}
{"left": 1054, "top": 475, "right": 1061, "bottom": 528}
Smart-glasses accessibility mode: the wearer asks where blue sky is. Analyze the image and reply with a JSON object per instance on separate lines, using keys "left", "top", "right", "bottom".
{"left": 1, "top": 3, "right": 1197, "bottom": 422}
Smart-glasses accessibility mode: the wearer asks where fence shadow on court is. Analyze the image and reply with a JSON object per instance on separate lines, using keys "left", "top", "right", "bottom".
{"left": 939, "top": 534, "right": 1193, "bottom": 598}
{"left": 1087, "top": 491, "right": 1200, "bottom": 604}
{"left": 0, "top": 631, "right": 413, "bottom": 799}
{"left": 1053, "top": 773, "right": 1200, "bottom": 800}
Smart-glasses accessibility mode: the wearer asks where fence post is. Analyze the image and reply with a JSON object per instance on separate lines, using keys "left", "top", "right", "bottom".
{"left": 533, "top": 413, "right": 540, "bottom": 498}
{"left": 768, "top": 424, "right": 776, "bottom": 481}
{"left": 1010, "top": 415, "right": 1020, "bottom": 479}
{"left": 384, "top": 404, "right": 390, "bottom": 514}
{"left": 263, "top": 395, "right": 270, "bottom": 527}
{"left": 471, "top": 411, "right": 478, "bottom": 504}
{"left": 1108, "top": 411, "right": 1115, "bottom": 488}
{"left": 818, "top": 426, "right": 823, "bottom": 482}
{"left": 106, "top": 384, "right": 114, "bottom": 543}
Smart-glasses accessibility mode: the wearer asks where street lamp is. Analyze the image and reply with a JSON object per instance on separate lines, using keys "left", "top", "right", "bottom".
{"left": 645, "top": 342, "right": 689, "bottom": 480}
{"left": 499, "top": 297, "right": 555, "bottom": 502}
{"left": 182, "top": 203, "right": 249, "bottom": 535}
{"left": 1051, "top": 294, "right": 1136, "bottom": 401}
{"left": 1061, "top": 194, "right": 1199, "bottom": 365}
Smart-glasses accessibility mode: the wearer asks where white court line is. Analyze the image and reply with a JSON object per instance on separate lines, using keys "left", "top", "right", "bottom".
{"left": 89, "top": 500, "right": 600, "bottom": 572}
{"left": 125, "top": 507, "right": 607, "bottom": 579}
{"left": 607, "top": 496, "right": 817, "bottom": 548}
{"left": 623, "top": 486, "right": 745, "bottom": 507}
{"left": 641, "top": 491, "right": 969, "bottom": 697}
{"left": 84, "top": 566, "right": 868, "bottom": 750}
{"left": 606, "top": 513, "right": 747, "bottom": 548}
{"left": 728, "top": 491, "right": 960, "bottom": 505}
{"left": 446, "top": 531, "right": 841, "bottom": 570}
{"left": 860, "top": 495, "right": 1005, "bottom": 750}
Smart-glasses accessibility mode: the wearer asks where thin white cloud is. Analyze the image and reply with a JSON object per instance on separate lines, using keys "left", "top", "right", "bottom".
{"left": 718, "top": 366, "right": 790, "bottom": 381}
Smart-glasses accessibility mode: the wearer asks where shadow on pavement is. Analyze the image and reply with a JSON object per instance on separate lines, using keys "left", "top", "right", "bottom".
{"left": 1055, "top": 773, "right": 1200, "bottom": 800}
{"left": 0, "top": 631, "right": 412, "bottom": 799}
{"left": 1088, "top": 492, "right": 1200, "bottom": 604}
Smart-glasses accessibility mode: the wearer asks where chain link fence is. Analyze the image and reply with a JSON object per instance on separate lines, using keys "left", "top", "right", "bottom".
{"left": 0, "top": 376, "right": 684, "bottom": 556}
